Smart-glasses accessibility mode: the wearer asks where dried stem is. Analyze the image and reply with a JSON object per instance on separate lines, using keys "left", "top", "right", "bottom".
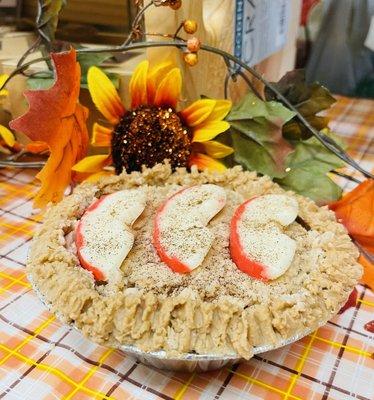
{"left": 223, "top": 74, "right": 230, "bottom": 100}
{"left": 331, "top": 170, "right": 362, "bottom": 184}
{"left": 173, "top": 21, "right": 184, "bottom": 39}
{"left": 122, "top": 0, "right": 154, "bottom": 45}
{"left": 145, "top": 32, "right": 184, "bottom": 40}
{"left": 236, "top": 70, "right": 263, "bottom": 100}
{"left": 36, "top": 0, "right": 52, "bottom": 45}
{"left": 0, "top": 56, "right": 50, "bottom": 92}
{"left": 16, "top": 37, "right": 42, "bottom": 68}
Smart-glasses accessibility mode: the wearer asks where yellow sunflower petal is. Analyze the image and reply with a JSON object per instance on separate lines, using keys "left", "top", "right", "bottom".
{"left": 72, "top": 154, "right": 111, "bottom": 173}
{"left": 0, "top": 74, "right": 9, "bottom": 96}
{"left": 196, "top": 140, "right": 234, "bottom": 158}
{"left": 130, "top": 60, "right": 149, "bottom": 109}
{"left": 180, "top": 99, "right": 216, "bottom": 127}
{"left": 0, "top": 125, "right": 15, "bottom": 147}
{"left": 189, "top": 153, "right": 226, "bottom": 172}
{"left": 206, "top": 99, "right": 232, "bottom": 122}
{"left": 192, "top": 121, "right": 230, "bottom": 142}
{"left": 91, "top": 123, "right": 113, "bottom": 147}
{"left": 154, "top": 68, "right": 182, "bottom": 108}
{"left": 88, "top": 67, "right": 125, "bottom": 125}
{"left": 147, "top": 61, "right": 173, "bottom": 103}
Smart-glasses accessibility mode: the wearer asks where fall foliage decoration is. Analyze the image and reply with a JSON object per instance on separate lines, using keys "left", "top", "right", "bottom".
{"left": 10, "top": 49, "right": 89, "bottom": 208}
{"left": 329, "top": 179, "right": 374, "bottom": 289}
{"left": 359, "top": 255, "right": 374, "bottom": 291}
{"left": 1, "top": 75, "right": 49, "bottom": 156}
{"left": 225, "top": 72, "right": 347, "bottom": 204}
{"left": 329, "top": 180, "right": 374, "bottom": 254}
{"left": 73, "top": 61, "right": 233, "bottom": 179}
{"left": 338, "top": 288, "right": 358, "bottom": 314}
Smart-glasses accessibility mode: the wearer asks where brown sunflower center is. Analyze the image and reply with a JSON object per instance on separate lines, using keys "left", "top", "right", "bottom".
{"left": 111, "top": 105, "right": 191, "bottom": 174}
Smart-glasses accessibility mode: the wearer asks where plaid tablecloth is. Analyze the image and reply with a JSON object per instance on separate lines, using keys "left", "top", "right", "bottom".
{"left": 0, "top": 96, "right": 373, "bottom": 400}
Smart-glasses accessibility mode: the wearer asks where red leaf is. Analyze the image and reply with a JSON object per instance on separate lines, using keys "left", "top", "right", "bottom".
{"left": 10, "top": 48, "right": 89, "bottom": 207}
{"left": 364, "top": 320, "right": 374, "bottom": 333}
{"left": 338, "top": 288, "right": 357, "bottom": 314}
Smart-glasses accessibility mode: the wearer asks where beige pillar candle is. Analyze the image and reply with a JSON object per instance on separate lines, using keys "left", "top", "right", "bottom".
{"left": 145, "top": 0, "right": 301, "bottom": 102}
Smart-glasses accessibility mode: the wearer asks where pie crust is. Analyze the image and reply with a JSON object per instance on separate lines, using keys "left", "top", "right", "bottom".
{"left": 28, "top": 163, "right": 362, "bottom": 359}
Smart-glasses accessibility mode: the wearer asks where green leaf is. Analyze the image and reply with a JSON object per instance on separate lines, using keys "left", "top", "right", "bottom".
{"left": 27, "top": 78, "right": 55, "bottom": 90}
{"left": 231, "top": 130, "right": 282, "bottom": 177}
{"left": 282, "top": 115, "right": 329, "bottom": 140}
{"left": 77, "top": 52, "right": 113, "bottom": 75}
{"left": 276, "top": 165, "right": 342, "bottom": 205}
{"left": 265, "top": 70, "right": 336, "bottom": 140}
{"left": 227, "top": 92, "right": 295, "bottom": 123}
{"left": 286, "top": 135, "right": 346, "bottom": 171}
{"left": 37, "top": 0, "right": 67, "bottom": 44}
{"left": 226, "top": 92, "right": 296, "bottom": 177}
{"left": 224, "top": 88, "right": 345, "bottom": 204}
{"left": 275, "top": 135, "right": 345, "bottom": 204}
{"left": 27, "top": 71, "right": 54, "bottom": 90}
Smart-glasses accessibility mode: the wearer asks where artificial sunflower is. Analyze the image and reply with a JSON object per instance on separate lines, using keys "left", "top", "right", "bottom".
{"left": 0, "top": 74, "right": 8, "bottom": 97}
{"left": 73, "top": 61, "right": 233, "bottom": 179}
{"left": 0, "top": 124, "right": 16, "bottom": 153}
{"left": 0, "top": 74, "right": 17, "bottom": 153}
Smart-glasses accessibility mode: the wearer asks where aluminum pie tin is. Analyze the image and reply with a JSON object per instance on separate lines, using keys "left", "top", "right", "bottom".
{"left": 28, "top": 274, "right": 343, "bottom": 372}
{"left": 118, "top": 330, "right": 315, "bottom": 372}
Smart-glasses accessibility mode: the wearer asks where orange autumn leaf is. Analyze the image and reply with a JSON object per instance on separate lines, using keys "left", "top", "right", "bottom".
{"left": 359, "top": 255, "right": 374, "bottom": 290}
{"left": 329, "top": 180, "right": 374, "bottom": 254}
{"left": 10, "top": 49, "right": 89, "bottom": 208}
{"left": 25, "top": 141, "right": 49, "bottom": 154}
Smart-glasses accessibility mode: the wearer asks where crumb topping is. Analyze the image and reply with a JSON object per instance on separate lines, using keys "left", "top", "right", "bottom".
{"left": 27, "top": 163, "right": 362, "bottom": 359}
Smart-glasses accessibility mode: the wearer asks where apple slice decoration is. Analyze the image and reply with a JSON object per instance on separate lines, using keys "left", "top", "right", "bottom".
{"left": 230, "top": 194, "right": 299, "bottom": 281}
{"left": 76, "top": 189, "right": 147, "bottom": 281}
{"left": 153, "top": 184, "right": 226, "bottom": 273}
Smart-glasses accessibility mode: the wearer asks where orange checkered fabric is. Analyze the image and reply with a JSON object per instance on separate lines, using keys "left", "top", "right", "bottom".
{"left": 0, "top": 96, "right": 373, "bottom": 400}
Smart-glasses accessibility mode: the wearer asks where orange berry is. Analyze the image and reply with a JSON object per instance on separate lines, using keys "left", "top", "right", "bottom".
{"left": 183, "top": 20, "right": 198, "bottom": 34}
{"left": 187, "top": 37, "right": 201, "bottom": 52}
{"left": 169, "top": 0, "right": 182, "bottom": 10}
{"left": 184, "top": 52, "right": 198, "bottom": 66}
